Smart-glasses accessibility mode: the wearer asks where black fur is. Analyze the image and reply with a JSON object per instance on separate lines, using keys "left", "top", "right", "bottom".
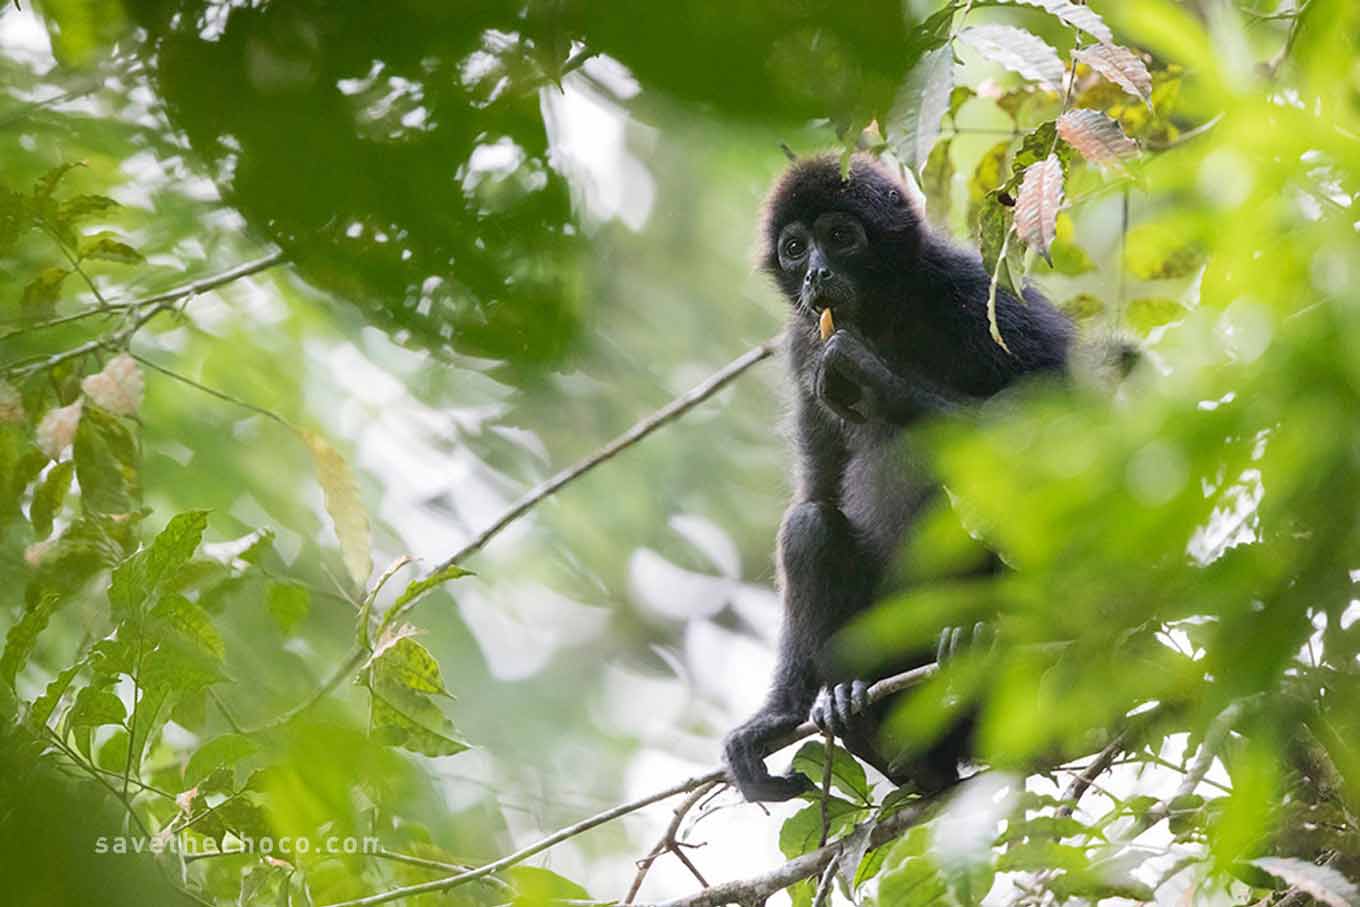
{"left": 723, "top": 154, "right": 1074, "bottom": 802}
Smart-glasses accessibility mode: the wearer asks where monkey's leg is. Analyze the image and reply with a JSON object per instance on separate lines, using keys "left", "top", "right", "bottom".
{"left": 724, "top": 500, "right": 876, "bottom": 802}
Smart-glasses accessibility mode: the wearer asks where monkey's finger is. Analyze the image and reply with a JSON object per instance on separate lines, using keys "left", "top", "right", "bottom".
{"left": 851, "top": 679, "right": 869, "bottom": 716}
{"left": 810, "top": 687, "right": 833, "bottom": 734}
{"left": 833, "top": 683, "right": 855, "bottom": 733}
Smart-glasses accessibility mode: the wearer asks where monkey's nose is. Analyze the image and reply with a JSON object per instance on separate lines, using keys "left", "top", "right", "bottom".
{"left": 805, "top": 267, "right": 832, "bottom": 287}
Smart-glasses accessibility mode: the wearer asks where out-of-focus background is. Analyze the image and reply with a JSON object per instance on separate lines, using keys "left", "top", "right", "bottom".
{"left": 3, "top": 2, "right": 1360, "bottom": 906}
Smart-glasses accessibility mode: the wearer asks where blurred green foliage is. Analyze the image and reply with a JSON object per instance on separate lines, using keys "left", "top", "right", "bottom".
{"left": 2, "top": 0, "right": 1360, "bottom": 906}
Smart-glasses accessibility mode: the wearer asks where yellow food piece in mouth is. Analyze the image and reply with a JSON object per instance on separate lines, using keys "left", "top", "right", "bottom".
{"left": 819, "top": 308, "right": 835, "bottom": 341}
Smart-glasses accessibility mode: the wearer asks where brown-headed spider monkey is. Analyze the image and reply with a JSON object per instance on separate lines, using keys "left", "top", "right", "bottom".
{"left": 723, "top": 154, "right": 1075, "bottom": 802}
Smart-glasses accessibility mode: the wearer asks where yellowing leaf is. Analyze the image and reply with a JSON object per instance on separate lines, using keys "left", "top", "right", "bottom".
{"left": 301, "top": 429, "right": 372, "bottom": 589}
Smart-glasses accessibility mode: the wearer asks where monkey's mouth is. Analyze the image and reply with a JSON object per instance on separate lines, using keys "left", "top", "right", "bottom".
{"left": 800, "top": 284, "right": 855, "bottom": 322}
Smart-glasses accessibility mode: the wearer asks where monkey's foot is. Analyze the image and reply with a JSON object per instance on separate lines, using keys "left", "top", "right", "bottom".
{"left": 809, "top": 680, "right": 873, "bottom": 743}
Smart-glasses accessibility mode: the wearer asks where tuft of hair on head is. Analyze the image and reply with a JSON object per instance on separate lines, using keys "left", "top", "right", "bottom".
{"left": 756, "top": 152, "right": 918, "bottom": 271}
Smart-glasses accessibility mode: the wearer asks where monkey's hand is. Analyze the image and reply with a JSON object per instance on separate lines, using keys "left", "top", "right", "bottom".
{"left": 816, "top": 330, "right": 883, "bottom": 423}
{"left": 820, "top": 330, "right": 964, "bottom": 424}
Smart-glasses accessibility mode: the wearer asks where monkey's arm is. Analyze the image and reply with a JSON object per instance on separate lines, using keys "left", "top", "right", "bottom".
{"left": 818, "top": 330, "right": 971, "bottom": 424}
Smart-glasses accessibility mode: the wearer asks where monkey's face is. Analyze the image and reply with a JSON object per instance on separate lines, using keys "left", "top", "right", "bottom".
{"left": 775, "top": 212, "right": 869, "bottom": 320}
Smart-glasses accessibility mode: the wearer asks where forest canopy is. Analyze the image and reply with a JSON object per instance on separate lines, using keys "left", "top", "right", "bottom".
{"left": 1, "top": 2, "right": 1359, "bottom": 907}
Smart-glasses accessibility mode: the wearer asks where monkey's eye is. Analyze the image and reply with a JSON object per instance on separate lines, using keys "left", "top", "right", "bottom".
{"left": 830, "top": 227, "right": 850, "bottom": 245}
{"left": 782, "top": 237, "right": 806, "bottom": 258}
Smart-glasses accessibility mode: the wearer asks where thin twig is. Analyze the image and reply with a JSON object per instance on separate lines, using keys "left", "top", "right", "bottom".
{"left": 132, "top": 354, "right": 292, "bottom": 426}
{"left": 812, "top": 856, "right": 840, "bottom": 907}
{"left": 624, "top": 780, "right": 721, "bottom": 904}
{"left": 3, "top": 251, "right": 286, "bottom": 376}
{"left": 643, "top": 788, "right": 949, "bottom": 907}
{"left": 371, "top": 850, "right": 514, "bottom": 892}
{"left": 1057, "top": 730, "right": 1127, "bottom": 819}
{"left": 818, "top": 731, "right": 834, "bottom": 847}
{"left": 426, "top": 333, "right": 783, "bottom": 576}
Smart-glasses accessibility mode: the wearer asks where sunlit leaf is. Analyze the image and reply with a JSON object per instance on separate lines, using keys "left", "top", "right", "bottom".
{"left": 1125, "top": 297, "right": 1188, "bottom": 335}
{"left": 0, "top": 593, "right": 60, "bottom": 686}
{"left": 29, "top": 459, "right": 75, "bottom": 539}
{"left": 77, "top": 231, "right": 143, "bottom": 264}
{"left": 372, "top": 637, "right": 449, "bottom": 696}
{"left": 301, "top": 429, "right": 372, "bottom": 589}
{"left": 108, "top": 510, "right": 209, "bottom": 616}
{"left": 1250, "top": 858, "right": 1360, "bottom": 907}
{"left": 889, "top": 46, "right": 955, "bottom": 175}
{"left": 959, "top": 25, "right": 1064, "bottom": 90}
{"left": 1001, "top": 0, "right": 1113, "bottom": 44}
{"left": 922, "top": 138, "right": 955, "bottom": 226}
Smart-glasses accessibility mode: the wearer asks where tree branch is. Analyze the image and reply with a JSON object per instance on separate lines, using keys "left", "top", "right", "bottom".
{"left": 426, "top": 333, "right": 784, "bottom": 576}
{"left": 645, "top": 789, "right": 947, "bottom": 907}
{"left": 318, "top": 662, "right": 938, "bottom": 907}
{"left": 3, "top": 250, "right": 286, "bottom": 376}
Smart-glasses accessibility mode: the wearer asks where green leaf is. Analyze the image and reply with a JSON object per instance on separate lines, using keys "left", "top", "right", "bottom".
{"left": 369, "top": 679, "right": 468, "bottom": 758}
{"left": 73, "top": 404, "right": 140, "bottom": 516}
{"left": 1125, "top": 297, "right": 1188, "bottom": 335}
{"left": 0, "top": 593, "right": 61, "bottom": 686}
{"left": 1125, "top": 222, "right": 1203, "bottom": 279}
{"left": 968, "top": 141, "right": 1011, "bottom": 216}
{"left": 77, "top": 231, "right": 143, "bottom": 264}
{"left": 507, "top": 867, "right": 590, "bottom": 907}
{"left": 889, "top": 46, "right": 955, "bottom": 175}
{"left": 108, "top": 509, "right": 209, "bottom": 616}
{"left": 921, "top": 139, "right": 954, "bottom": 227}
{"left": 150, "top": 593, "right": 225, "bottom": 659}
{"left": 21, "top": 267, "right": 69, "bottom": 311}
{"left": 96, "top": 728, "right": 130, "bottom": 773}
{"left": 372, "top": 637, "right": 449, "bottom": 696}
{"left": 266, "top": 581, "right": 310, "bottom": 634}
{"left": 68, "top": 684, "right": 126, "bottom": 729}
{"left": 29, "top": 460, "right": 75, "bottom": 540}
{"left": 184, "top": 733, "right": 260, "bottom": 788}
{"left": 791, "top": 740, "right": 872, "bottom": 805}
{"left": 56, "top": 194, "right": 119, "bottom": 225}
{"left": 34, "top": 162, "right": 84, "bottom": 200}
{"left": 778, "top": 798, "right": 865, "bottom": 858}
{"left": 376, "top": 562, "right": 472, "bottom": 639}
{"left": 26, "top": 660, "right": 83, "bottom": 730}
